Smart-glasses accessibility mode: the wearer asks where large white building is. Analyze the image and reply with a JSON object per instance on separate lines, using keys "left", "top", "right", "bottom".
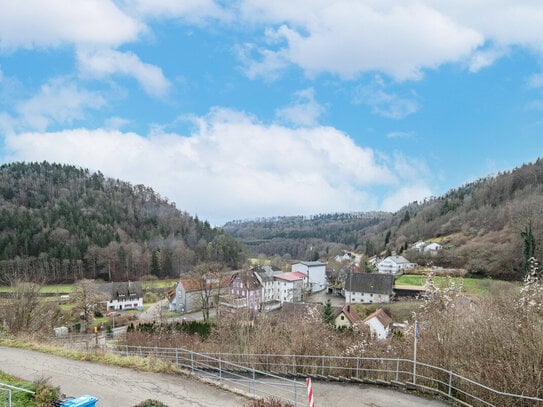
{"left": 274, "top": 271, "right": 308, "bottom": 303}
{"left": 291, "top": 261, "right": 327, "bottom": 292}
{"left": 377, "top": 255, "right": 415, "bottom": 274}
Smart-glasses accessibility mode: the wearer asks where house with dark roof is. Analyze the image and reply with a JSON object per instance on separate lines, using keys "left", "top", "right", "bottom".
{"left": 229, "top": 270, "right": 263, "bottom": 312}
{"left": 343, "top": 272, "right": 394, "bottom": 304}
{"left": 101, "top": 281, "right": 143, "bottom": 311}
{"left": 252, "top": 265, "right": 283, "bottom": 303}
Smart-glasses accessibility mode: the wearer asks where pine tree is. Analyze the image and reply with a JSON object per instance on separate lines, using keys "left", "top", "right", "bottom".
{"left": 322, "top": 299, "right": 335, "bottom": 325}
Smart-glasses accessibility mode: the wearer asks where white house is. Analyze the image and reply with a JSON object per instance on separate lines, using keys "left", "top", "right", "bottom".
{"left": 343, "top": 273, "right": 394, "bottom": 304}
{"left": 274, "top": 271, "right": 308, "bottom": 303}
{"left": 377, "top": 255, "right": 415, "bottom": 274}
{"left": 102, "top": 281, "right": 143, "bottom": 311}
{"left": 363, "top": 308, "right": 393, "bottom": 339}
{"left": 411, "top": 240, "right": 426, "bottom": 251}
{"left": 424, "top": 242, "right": 443, "bottom": 254}
{"left": 253, "top": 265, "right": 283, "bottom": 303}
{"left": 291, "top": 261, "right": 327, "bottom": 292}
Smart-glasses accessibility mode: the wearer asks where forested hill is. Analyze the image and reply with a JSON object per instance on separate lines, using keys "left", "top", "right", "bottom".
{"left": 225, "top": 158, "right": 543, "bottom": 280}
{"left": 0, "top": 162, "right": 244, "bottom": 283}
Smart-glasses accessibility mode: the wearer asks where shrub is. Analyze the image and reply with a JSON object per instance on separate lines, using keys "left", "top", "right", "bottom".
{"left": 133, "top": 400, "right": 169, "bottom": 407}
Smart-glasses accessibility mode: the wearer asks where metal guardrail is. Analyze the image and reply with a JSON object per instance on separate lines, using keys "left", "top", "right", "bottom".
{"left": 105, "top": 346, "right": 543, "bottom": 407}
{"left": 0, "top": 383, "right": 35, "bottom": 407}
{"left": 107, "top": 344, "right": 306, "bottom": 406}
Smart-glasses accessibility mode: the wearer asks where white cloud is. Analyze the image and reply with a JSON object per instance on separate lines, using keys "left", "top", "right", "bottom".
{"left": 122, "top": 0, "right": 228, "bottom": 22}
{"left": 2, "top": 108, "right": 428, "bottom": 224}
{"left": 354, "top": 78, "right": 419, "bottom": 119}
{"left": 381, "top": 183, "right": 433, "bottom": 212}
{"left": 16, "top": 78, "right": 106, "bottom": 131}
{"left": 238, "top": 1, "right": 483, "bottom": 81}
{"left": 77, "top": 49, "right": 171, "bottom": 97}
{"left": 0, "top": 0, "right": 142, "bottom": 49}
{"left": 468, "top": 47, "right": 508, "bottom": 73}
{"left": 275, "top": 88, "right": 325, "bottom": 127}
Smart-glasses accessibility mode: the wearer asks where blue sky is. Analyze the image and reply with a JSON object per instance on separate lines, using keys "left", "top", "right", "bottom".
{"left": 1, "top": 1, "right": 543, "bottom": 225}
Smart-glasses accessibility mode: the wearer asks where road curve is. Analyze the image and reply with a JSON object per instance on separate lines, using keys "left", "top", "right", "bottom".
{"left": 0, "top": 346, "right": 247, "bottom": 406}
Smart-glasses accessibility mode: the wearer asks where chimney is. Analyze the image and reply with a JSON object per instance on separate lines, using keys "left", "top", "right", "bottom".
{"left": 347, "top": 305, "right": 350, "bottom": 313}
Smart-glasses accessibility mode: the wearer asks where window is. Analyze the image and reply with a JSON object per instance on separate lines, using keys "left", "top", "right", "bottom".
{"left": 340, "top": 315, "right": 344, "bottom": 320}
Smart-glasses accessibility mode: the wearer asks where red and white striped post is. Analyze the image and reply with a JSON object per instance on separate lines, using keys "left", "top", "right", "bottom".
{"left": 306, "top": 377, "right": 315, "bottom": 407}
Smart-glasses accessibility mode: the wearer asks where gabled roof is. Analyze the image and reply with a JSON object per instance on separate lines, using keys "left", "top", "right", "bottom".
{"left": 363, "top": 308, "right": 392, "bottom": 328}
{"left": 101, "top": 281, "right": 143, "bottom": 300}
{"left": 252, "top": 265, "right": 283, "bottom": 283}
{"left": 381, "top": 255, "right": 410, "bottom": 265}
{"left": 335, "top": 304, "right": 361, "bottom": 325}
{"left": 344, "top": 272, "right": 394, "bottom": 295}
{"left": 231, "top": 270, "right": 262, "bottom": 291}
{"left": 179, "top": 275, "right": 231, "bottom": 293}
{"left": 275, "top": 271, "right": 307, "bottom": 282}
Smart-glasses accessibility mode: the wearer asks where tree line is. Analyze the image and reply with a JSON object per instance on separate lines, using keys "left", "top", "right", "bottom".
{"left": 0, "top": 162, "right": 244, "bottom": 284}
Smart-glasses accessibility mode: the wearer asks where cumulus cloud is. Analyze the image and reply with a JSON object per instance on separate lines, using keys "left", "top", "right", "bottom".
{"left": 122, "top": 0, "right": 228, "bottom": 22}
{"left": 1, "top": 108, "right": 426, "bottom": 224}
{"left": 0, "top": 0, "right": 142, "bottom": 49}
{"left": 15, "top": 78, "right": 106, "bottom": 131}
{"left": 238, "top": 1, "right": 483, "bottom": 81}
{"left": 77, "top": 49, "right": 171, "bottom": 97}
{"left": 275, "top": 88, "right": 325, "bottom": 127}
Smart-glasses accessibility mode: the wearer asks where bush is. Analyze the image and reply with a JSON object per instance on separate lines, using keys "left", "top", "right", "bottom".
{"left": 134, "top": 400, "right": 169, "bottom": 407}
{"left": 244, "top": 397, "right": 294, "bottom": 407}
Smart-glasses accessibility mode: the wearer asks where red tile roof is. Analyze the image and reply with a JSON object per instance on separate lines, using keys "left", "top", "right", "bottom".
{"left": 363, "top": 308, "right": 392, "bottom": 328}
{"left": 274, "top": 271, "right": 307, "bottom": 282}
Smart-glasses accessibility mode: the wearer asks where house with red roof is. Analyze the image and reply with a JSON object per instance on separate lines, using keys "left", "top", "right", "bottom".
{"left": 363, "top": 308, "right": 392, "bottom": 339}
{"left": 334, "top": 304, "right": 361, "bottom": 329}
{"left": 273, "top": 271, "right": 308, "bottom": 304}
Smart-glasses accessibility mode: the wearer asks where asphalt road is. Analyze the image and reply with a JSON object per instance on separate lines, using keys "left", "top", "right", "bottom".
{"left": 0, "top": 346, "right": 449, "bottom": 406}
{"left": 0, "top": 346, "right": 247, "bottom": 406}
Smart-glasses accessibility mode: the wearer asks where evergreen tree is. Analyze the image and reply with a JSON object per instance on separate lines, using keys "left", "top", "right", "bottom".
{"left": 322, "top": 299, "right": 335, "bottom": 325}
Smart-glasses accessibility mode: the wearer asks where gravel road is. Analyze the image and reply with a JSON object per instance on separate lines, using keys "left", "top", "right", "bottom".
{"left": 0, "top": 346, "right": 449, "bottom": 406}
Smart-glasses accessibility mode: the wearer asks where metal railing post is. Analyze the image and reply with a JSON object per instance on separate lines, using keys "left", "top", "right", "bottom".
{"left": 448, "top": 370, "right": 453, "bottom": 396}
{"left": 396, "top": 359, "right": 400, "bottom": 382}
{"left": 356, "top": 358, "right": 360, "bottom": 379}
{"left": 219, "top": 358, "right": 222, "bottom": 381}
{"left": 175, "top": 348, "right": 179, "bottom": 368}
{"left": 322, "top": 355, "right": 325, "bottom": 376}
{"left": 190, "top": 351, "right": 194, "bottom": 372}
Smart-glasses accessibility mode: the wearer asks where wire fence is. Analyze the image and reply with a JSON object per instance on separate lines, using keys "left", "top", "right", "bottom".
{"left": 105, "top": 345, "right": 543, "bottom": 407}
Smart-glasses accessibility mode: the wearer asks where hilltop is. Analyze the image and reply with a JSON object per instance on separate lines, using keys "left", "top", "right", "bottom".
{"left": 224, "top": 158, "right": 543, "bottom": 280}
{"left": 0, "top": 162, "right": 244, "bottom": 284}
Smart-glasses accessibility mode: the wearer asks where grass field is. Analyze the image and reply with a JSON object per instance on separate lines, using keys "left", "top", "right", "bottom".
{"left": 0, "top": 279, "right": 178, "bottom": 294}
{"left": 0, "top": 371, "right": 37, "bottom": 407}
{"left": 395, "top": 274, "right": 518, "bottom": 295}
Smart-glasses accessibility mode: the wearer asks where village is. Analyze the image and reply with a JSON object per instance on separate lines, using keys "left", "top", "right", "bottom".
{"left": 95, "top": 240, "right": 448, "bottom": 341}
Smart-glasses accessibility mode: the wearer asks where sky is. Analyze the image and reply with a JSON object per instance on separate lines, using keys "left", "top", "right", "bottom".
{"left": 1, "top": 1, "right": 543, "bottom": 226}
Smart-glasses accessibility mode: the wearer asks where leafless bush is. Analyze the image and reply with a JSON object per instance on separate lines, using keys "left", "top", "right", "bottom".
{"left": 412, "top": 272, "right": 543, "bottom": 404}
{"left": 244, "top": 397, "right": 294, "bottom": 407}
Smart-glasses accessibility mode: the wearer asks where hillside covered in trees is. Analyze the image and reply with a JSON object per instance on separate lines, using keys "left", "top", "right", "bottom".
{"left": 225, "top": 158, "right": 543, "bottom": 280}
{"left": 0, "top": 162, "right": 244, "bottom": 284}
